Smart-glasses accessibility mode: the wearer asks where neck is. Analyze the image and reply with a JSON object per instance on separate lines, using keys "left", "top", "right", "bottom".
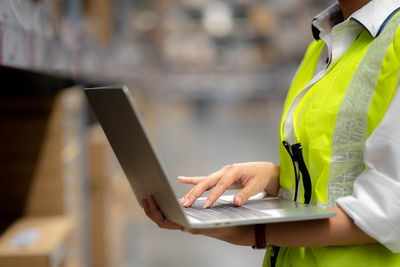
{"left": 339, "top": 0, "right": 371, "bottom": 19}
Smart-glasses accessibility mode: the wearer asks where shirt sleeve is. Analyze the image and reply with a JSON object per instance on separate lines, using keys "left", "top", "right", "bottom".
{"left": 336, "top": 85, "right": 400, "bottom": 253}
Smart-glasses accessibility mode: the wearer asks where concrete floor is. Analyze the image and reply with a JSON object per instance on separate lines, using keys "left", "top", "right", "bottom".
{"left": 123, "top": 95, "right": 284, "bottom": 267}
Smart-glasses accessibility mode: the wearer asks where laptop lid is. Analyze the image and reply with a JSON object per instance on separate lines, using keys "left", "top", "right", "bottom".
{"left": 85, "top": 85, "right": 190, "bottom": 228}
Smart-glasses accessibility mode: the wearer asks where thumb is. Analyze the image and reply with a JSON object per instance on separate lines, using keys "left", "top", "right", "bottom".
{"left": 234, "top": 182, "right": 263, "bottom": 206}
{"left": 233, "top": 191, "right": 250, "bottom": 206}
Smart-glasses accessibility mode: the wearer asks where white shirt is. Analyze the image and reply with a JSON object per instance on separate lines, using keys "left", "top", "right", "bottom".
{"left": 290, "top": 0, "right": 400, "bottom": 253}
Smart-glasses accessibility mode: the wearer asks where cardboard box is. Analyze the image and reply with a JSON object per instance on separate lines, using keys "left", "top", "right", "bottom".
{"left": 0, "top": 217, "right": 72, "bottom": 267}
{"left": 0, "top": 94, "right": 58, "bottom": 220}
{"left": 105, "top": 170, "right": 142, "bottom": 267}
{"left": 0, "top": 87, "right": 90, "bottom": 267}
{"left": 88, "top": 125, "right": 144, "bottom": 267}
{"left": 22, "top": 88, "right": 87, "bottom": 217}
{"left": 23, "top": 88, "right": 90, "bottom": 267}
{"left": 88, "top": 125, "right": 116, "bottom": 267}
{"left": 85, "top": 0, "right": 113, "bottom": 45}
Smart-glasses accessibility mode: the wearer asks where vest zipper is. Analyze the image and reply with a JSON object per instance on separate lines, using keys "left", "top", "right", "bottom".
{"left": 282, "top": 141, "right": 312, "bottom": 204}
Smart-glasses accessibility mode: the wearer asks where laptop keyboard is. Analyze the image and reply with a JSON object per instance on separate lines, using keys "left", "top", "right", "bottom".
{"left": 184, "top": 199, "right": 267, "bottom": 222}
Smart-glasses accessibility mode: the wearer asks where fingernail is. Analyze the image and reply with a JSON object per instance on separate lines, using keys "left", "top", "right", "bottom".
{"left": 178, "top": 176, "right": 187, "bottom": 179}
{"left": 203, "top": 200, "right": 212, "bottom": 208}
{"left": 183, "top": 198, "right": 191, "bottom": 206}
{"left": 235, "top": 196, "right": 242, "bottom": 206}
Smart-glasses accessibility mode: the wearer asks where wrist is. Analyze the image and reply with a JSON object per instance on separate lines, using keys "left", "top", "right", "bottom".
{"left": 252, "top": 224, "right": 271, "bottom": 249}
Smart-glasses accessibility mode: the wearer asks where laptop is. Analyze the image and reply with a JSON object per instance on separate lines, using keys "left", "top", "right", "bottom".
{"left": 84, "top": 85, "right": 335, "bottom": 229}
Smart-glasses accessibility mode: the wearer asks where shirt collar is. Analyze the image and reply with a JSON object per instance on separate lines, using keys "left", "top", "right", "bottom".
{"left": 312, "top": 0, "right": 400, "bottom": 40}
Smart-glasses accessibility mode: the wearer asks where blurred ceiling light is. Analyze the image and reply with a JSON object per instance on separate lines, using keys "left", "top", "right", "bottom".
{"left": 132, "top": 11, "right": 159, "bottom": 32}
{"left": 202, "top": 1, "right": 233, "bottom": 38}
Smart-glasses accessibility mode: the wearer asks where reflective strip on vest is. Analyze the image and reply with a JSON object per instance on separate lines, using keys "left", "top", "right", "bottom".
{"left": 327, "top": 13, "right": 400, "bottom": 203}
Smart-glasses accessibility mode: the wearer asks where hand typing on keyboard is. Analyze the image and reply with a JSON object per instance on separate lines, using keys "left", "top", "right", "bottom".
{"left": 178, "top": 162, "right": 280, "bottom": 208}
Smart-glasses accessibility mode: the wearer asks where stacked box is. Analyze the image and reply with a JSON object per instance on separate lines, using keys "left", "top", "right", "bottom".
{"left": 0, "top": 216, "right": 74, "bottom": 267}
{"left": 88, "top": 125, "right": 146, "bottom": 267}
{"left": 88, "top": 125, "right": 116, "bottom": 267}
{"left": 0, "top": 94, "right": 53, "bottom": 222}
{"left": 106, "top": 169, "right": 146, "bottom": 267}
{"left": 85, "top": 0, "right": 113, "bottom": 45}
{"left": 0, "top": 87, "right": 90, "bottom": 267}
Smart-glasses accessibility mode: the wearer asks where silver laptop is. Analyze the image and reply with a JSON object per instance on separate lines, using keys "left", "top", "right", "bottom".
{"left": 84, "top": 85, "right": 335, "bottom": 229}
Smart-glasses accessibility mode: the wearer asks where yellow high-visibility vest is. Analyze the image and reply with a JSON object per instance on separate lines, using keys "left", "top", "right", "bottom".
{"left": 264, "top": 11, "right": 400, "bottom": 267}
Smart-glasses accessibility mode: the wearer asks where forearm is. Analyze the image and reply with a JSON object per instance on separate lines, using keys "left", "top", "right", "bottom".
{"left": 196, "top": 206, "right": 376, "bottom": 247}
{"left": 189, "top": 225, "right": 256, "bottom": 246}
{"left": 267, "top": 206, "right": 376, "bottom": 247}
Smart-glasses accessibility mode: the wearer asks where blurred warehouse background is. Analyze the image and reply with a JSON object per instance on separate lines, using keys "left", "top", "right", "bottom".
{"left": 0, "top": 0, "right": 334, "bottom": 266}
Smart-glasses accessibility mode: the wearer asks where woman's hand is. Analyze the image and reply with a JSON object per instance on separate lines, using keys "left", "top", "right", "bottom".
{"left": 179, "top": 162, "right": 280, "bottom": 208}
{"left": 142, "top": 196, "right": 184, "bottom": 230}
{"left": 142, "top": 196, "right": 255, "bottom": 246}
